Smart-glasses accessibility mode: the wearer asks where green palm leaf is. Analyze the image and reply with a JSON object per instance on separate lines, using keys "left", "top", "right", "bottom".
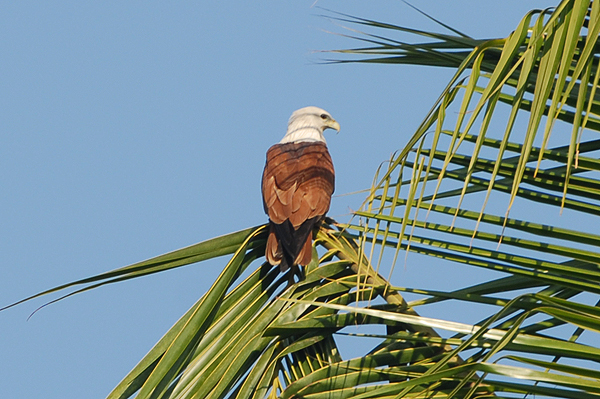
{"left": 4, "top": 0, "right": 600, "bottom": 398}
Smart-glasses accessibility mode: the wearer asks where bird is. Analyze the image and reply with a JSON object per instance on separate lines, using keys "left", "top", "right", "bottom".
{"left": 261, "top": 106, "right": 339, "bottom": 280}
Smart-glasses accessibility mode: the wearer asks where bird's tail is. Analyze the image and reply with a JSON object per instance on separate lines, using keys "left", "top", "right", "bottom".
{"left": 265, "top": 223, "right": 297, "bottom": 273}
{"left": 294, "top": 232, "right": 313, "bottom": 266}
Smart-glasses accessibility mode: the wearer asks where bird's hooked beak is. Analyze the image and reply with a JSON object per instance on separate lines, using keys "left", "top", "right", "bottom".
{"left": 325, "top": 119, "right": 341, "bottom": 133}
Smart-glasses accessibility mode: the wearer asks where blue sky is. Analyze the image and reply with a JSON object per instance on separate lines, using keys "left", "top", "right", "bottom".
{"left": 0, "top": 1, "right": 556, "bottom": 397}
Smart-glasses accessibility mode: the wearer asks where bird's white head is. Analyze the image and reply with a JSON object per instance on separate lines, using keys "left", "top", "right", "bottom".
{"left": 280, "top": 106, "right": 340, "bottom": 144}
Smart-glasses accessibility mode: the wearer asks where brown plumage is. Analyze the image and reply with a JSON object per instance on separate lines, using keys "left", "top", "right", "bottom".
{"left": 262, "top": 106, "right": 339, "bottom": 276}
{"left": 262, "top": 141, "right": 335, "bottom": 270}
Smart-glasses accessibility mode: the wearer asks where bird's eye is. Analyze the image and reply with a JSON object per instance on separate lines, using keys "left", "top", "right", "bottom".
{"left": 320, "top": 114, "right": 329, "bottom": 120}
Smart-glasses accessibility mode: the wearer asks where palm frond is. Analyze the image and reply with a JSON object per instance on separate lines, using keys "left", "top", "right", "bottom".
{"left": 4, "top": 1, "right": 600, "bottom": 398}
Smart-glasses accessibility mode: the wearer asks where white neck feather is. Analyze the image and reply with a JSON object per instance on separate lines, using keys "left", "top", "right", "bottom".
{"left": 279, "top": 127, "right": 326, "bottom": 144}
{"left": 279, "top": 117, "right": 326, "bottom": 144}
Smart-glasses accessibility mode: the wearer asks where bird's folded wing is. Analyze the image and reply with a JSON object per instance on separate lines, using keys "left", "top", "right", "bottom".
{"left": 262, "top": 142, "right": 334, "bottom": 228}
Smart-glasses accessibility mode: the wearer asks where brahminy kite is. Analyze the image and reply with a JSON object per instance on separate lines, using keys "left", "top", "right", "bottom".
{"left": 262, "top": 106, "right": 339, "bottom": 275}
